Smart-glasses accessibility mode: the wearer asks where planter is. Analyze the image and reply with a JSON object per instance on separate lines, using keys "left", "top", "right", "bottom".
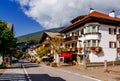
{"left": 50, "top": 62, "right": 57, "bottom": 67}
{"left": 77, "top": 47, "right": 83, "bottom": 50}
{"left": 90, "top": 47, "right": 103, "bottom": 55}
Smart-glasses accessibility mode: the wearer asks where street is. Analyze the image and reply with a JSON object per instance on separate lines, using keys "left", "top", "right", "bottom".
{"left": 22, "top": 61, "right": 100, "bottom": 81}
{"left": 0, "top": 60, "right": 101, "bottom": 81}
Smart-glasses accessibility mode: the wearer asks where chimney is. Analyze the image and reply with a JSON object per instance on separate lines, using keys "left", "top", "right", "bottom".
{"left": 90, "top": 8, "right": 95, "bottom": 13}
{"left": 109, "top": 10, "right": 115, "bottom": 17}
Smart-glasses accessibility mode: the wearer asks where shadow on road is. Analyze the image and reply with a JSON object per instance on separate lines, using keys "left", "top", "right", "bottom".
{"left": 24, "top": 63, "right": 40, "bottom": 68}
{"left": 0, "top": 73, "right": 66, "bottom": 81}
{"left": 29, "top": 74, "right": 66, "bottom": 81}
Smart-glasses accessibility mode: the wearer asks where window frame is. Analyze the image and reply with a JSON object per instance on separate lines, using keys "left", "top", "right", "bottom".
{"left": 109, "top": 41, "right": 116, "bottom": 48}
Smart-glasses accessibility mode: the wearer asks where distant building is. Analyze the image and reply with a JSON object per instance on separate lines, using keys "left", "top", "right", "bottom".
{"left": 60, "top": 9, "right": 120, "bottom": 64}
{"left": 39, "top": 32, "right": 62, "bottom": 54}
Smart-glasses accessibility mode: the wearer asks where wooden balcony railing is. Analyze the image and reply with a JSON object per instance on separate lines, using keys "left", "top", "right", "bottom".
{"left": 64, "top": 36, "right": 78, "bottom": 41}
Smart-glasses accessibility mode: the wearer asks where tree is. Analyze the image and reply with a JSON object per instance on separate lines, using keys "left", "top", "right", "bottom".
{"left": 49, "top": 37, "right": 63, "bottom": 63}
{"left": 36, "top": 46, "right": 47, "bottom": 57}
{"left": 0, "top": 21, "right": 16, "bottom": 63}
{"left": 13, "top": 49, "right": 23, "bottom": 59}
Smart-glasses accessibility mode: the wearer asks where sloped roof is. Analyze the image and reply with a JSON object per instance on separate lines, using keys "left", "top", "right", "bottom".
{"left": 45, "top": 32, "right": 62, "bottom": 38}
{"left": 39, "top": 32, "right": 62, "bottom": 43}
{"left": 60, "top": 11, "right": 120, "bottom": 33}
{"left": 70, "top": 15, "right": 86, "bottom": 23}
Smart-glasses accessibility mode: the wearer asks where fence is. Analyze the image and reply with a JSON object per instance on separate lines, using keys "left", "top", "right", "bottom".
{"left": 86, "top": 60, "right": 120, "bottom": 67}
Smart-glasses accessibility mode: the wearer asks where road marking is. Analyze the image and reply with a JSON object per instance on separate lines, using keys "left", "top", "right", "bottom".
{"left": 22, "top": 64, "right": 32, "bottom": 81}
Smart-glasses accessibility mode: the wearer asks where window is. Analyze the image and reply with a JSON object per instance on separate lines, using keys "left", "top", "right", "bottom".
{"left": 119, "top": 29, "right": 120, "bottom": 34}
{"left": 86, "top": 40, "right": 98, "bottom": 47}
{"left": 87, "top": 26, "right": 90, "bottom": 33}
{"left": 109, "top": 28, "right": 116, "bottom": 35}
{"left": 70, "top": 32, "right": 74, "bottom": 37}
{"left": 109, "top": 41, "right": 116, "bottom": 48}
{"left": 86, "top": 25, "right": 98, "bottom": 33}
{"left": 75, "top": 30, "right": 79, "bottom": 36}
{"left": 92, "top": 40, "right": 96, "bottom": 46}
{"left": 92, "top": 26, "right": 97, "bottom": 32}
{"left": 81, "top": 29, "right": 84, "bottom": 34}
{"left": 118, "top": 42, "right": 120, "bottom": 47}
{"left": 87, "top": 40, "right": 91, "bottom": 46}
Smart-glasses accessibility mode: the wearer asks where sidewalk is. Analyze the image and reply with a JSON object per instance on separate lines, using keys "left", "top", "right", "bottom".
{"left": 57, "top": 64, "right": 120, "bottom": 81}
{"left": 0, "top": 63, "right": 26, "bottom": 81}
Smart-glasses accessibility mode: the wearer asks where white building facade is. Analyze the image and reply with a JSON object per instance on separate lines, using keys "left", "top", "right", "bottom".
{"left": 60, "top": 9, "right": 120, "bottom": 63}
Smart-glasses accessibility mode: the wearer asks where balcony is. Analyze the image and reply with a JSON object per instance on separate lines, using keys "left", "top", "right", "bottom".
{"left": 64, "top": 36, "right": 78, "bottom": 41}
{"left": 84, "top": 32, "right": 101, "bottom": 40}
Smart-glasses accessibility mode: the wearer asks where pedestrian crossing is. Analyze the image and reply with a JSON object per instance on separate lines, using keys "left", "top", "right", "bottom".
{"left": 0, "top": 75, "right": 26, "bottom": 81}
{"left": 0, "top": 64, "right": 26, "bottom": 81}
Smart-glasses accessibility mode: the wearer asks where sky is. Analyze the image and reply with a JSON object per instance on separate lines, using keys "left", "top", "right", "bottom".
{"left": 0, "top": 0, "right": 120, "bottom": 37}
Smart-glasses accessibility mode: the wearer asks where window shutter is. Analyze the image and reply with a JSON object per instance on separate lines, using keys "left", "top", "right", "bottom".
{"left": 119, "top": 29, "right": 120, "bottom": 34}
{"left": 76, "top": 30, "right": 79, "bottom": 36}
{"left": 114, "top": 29, "right": 116, "bottom": 34}
{"left": 81, "top": 29, "right": 84, "bottom": 34}
{"left": 109, "top": 42, "right": 111, "bottom": 48}
{"left": 109, "top": 28, "right": 111, "bottom": 34}
{"left": 87, "top": 26, "right": 91, "bottom": 33}
{"left": 114, "top": 42, "right": 116, "bottom": 48}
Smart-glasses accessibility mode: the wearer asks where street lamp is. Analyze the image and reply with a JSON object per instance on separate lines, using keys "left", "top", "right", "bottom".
{"left": 83, "top": 41, "right": 86, "bottom": 58}
{"left": 83, "top": 40, "right": 87, "bottom": 68}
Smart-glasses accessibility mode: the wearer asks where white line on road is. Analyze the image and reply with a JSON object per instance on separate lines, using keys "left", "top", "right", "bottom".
{"left": 22, "top": 64, "right": 32, "bottom": 81}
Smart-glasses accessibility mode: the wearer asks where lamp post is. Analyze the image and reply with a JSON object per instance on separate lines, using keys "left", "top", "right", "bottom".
{"left": 83, "top": 41, "right": 87, "bottom": 68}
{"left": 83, "top": 41, "right": 86, "bottom": 58}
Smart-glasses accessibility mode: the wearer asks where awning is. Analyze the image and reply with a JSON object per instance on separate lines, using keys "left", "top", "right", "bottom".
{"left": 59, "top": 52, "right": 73, "bottom": 57}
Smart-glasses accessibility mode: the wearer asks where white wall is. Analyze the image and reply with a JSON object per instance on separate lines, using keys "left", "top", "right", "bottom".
{"left": 89, "top": 24, "right": 117, "bottom": 62}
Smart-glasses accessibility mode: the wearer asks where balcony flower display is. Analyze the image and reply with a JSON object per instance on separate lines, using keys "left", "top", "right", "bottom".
{"left": 90, "top": 47, "right": 103, "bottom": 54}
{"left": 86, "top": 47, "right": 91, "bottom": 54}
{"left": 77, "top": 47, "right": 83, "bottom": 50}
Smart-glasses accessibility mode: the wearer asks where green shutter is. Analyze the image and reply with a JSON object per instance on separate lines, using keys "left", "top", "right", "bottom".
{"left": 92, "top": 26, "right": 96, "bottom": 32}
{"left": 87, "top": 26, "right": 91, "bottom": 32}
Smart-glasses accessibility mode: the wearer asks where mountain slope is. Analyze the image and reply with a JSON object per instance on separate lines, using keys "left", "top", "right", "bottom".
{"left": 16, "top": 27, "right": 64, "bottom": 43}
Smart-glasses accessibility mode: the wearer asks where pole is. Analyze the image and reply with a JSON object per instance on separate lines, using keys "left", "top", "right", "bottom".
{"left": 83, "top": 41, "right": 87, "bottom": 69}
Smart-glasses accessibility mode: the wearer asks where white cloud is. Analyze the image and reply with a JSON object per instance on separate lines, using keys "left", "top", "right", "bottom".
{"left": 14, "top": 0, "right": 120, "bottom": 29}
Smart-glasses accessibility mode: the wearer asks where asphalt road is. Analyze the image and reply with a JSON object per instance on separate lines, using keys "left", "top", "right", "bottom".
{"left": 22, "top": 61, "right": 101, "bottom": 81}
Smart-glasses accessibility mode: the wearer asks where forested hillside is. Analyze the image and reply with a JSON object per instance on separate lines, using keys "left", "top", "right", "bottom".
{"left": 16, "top": 27, "right": 64, "bottom": 43}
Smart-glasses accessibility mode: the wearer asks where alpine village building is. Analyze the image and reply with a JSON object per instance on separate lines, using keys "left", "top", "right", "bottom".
{"left": 59, "top": 8, "right": 120, "bottom": 64}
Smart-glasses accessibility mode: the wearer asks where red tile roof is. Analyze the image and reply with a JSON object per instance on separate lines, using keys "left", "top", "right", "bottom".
{"left": 60, "top": 11, "right": 120, "bottom": 33}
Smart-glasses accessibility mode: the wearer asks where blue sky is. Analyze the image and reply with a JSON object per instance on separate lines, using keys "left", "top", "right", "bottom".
{"left": 0, "top": 0, "right": 44, "bottom": 37}
{"left": 1, "top": 0, "right": 120, "bottom": 37}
